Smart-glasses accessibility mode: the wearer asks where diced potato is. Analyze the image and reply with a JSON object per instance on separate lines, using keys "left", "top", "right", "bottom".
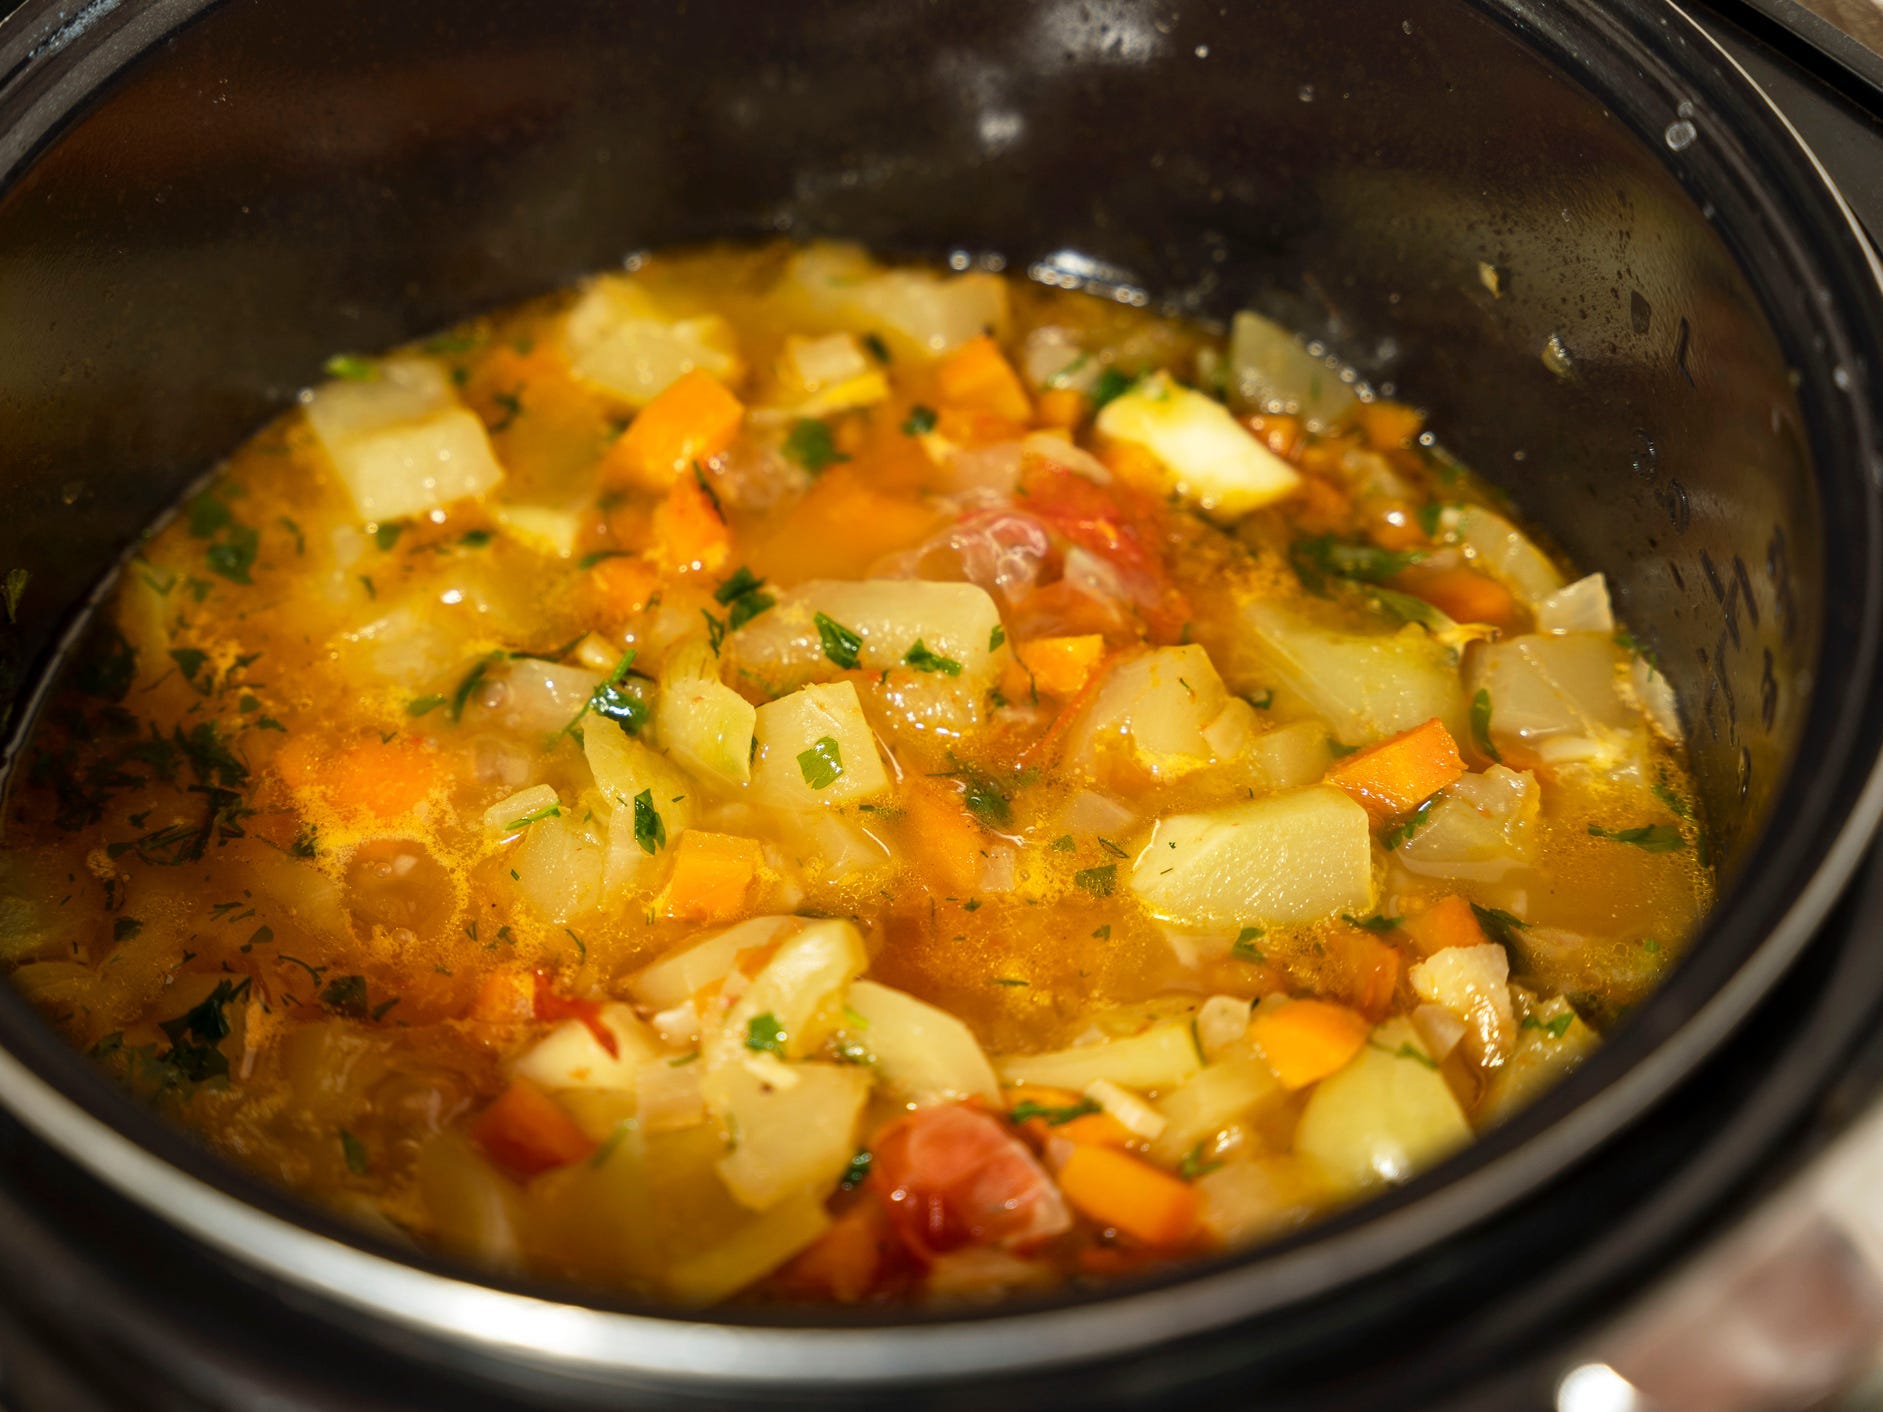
{"left": 706, "top": 918, "right": 868, "bottom": 1068}
{"left": 1457, "top": 507, "right": 1565, "bottom": 606}
{"left": 751, "top": 681, "right": 890, "bottom": 810}
{"left": 706, "top": 1060, "right": 871, "bottom": 1210}
{"left": 562, "top": 274, "right": 744, "bottom": 406}
{"left": 1408, "top": 944, "right": 1516, "bottom": 1066}
{"left": 1293, "top": 1018, "right": 1471, "bottom": 1193}
{"left": 509, "top": 813, "right": 606, "bottom": 923}
{"left": 1536, "top": 573, "right": 1613, "bottom": 634}
{"left": 770, "top": 333, "right": 890, "bottom": 416}
{"left": 630, "top": 915, "right": 799, "bottom": 1010}
{"left": 637, "top": 1055, "right": 708, "bottom": 1132}
{"left": 1193, "top": 995, "right": 1253, "bottom": 1058}
{"left": 1096, "top": 371, "right": 1301, "bottom": 518}
{"left": 776, "top": 243, "right": 1009, "bottom": 357}
{"left": 1482, "top": 996, "right": 1599, "bottom": 1121}
{"left": 513, "top": 1003, "right": 662, "bottom": 1091}
{"left": 1238, "top": 719, "right": 1336, "bottom": 793}
{"left": 304, "top": 358, "right": 505, "bottom": 521}
{"left": 1130, "top": 785, "right": 1375, "bottom": 928}
{"left": 1066, "top": 644, "right": 1244, "bottom": 780}
{"left": 658, "top": 636, "right": 757, "bottom": 788}
{"left": 484, "top": 784, "right": 561, "bottom": 839}
{"left": 1396, "top": 765, "right": 1539, "bottom": 883}
{"left": 415, "top": 1134, "right": 522, "bottom": 1271}
{"left": 1228, "top": 310, "right": 1356, "bottom": 429}
{"left": 1196, "top": 1153, "right": 1332, "bottom": 1245}
{"left": 1245, "top": 603, "right": 1466, "bottom": 746}
{"left": 491, "top": 500, "right": 585, "bottom": 559}
{"left": 1467, "top": 633, "right": 1639, "bottom": 767}
{"left": 664, "top": 1190, "right": 833, "bottom": 1304}
{"left": 729, "top": 580, "right": 1002, "bottom": 696}
{"left": 995, "top": 1021, "right": 1202, "bottom": 1092}
{"left": 845, "top": 979, "right": 998, "bottom": 1105}
{"left": 1147, "top": 1050, "right": 1279, "bottom": 1165}
{"left": 584, "top": 724, "right": 696, "bottom": 835}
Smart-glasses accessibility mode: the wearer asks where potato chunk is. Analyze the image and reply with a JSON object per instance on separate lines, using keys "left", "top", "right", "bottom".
{"left": 751, "top": 681, "right": 890, "bottom": 809}
{"left": 1096, "top": 371, "right": 1300, "bottom": 517}
{"left": 1129, "top": 785, "right": 1375, "bottom": 927}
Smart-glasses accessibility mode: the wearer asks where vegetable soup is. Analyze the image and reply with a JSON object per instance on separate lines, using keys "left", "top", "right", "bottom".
{"left": 1, "top": 242, "right": 1709, "bottom": 1305}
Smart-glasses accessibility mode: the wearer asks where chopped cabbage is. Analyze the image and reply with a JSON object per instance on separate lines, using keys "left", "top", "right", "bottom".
{"left": 845, "top": 979, "right": 999, "bottom": 1105}
{"left": 1467, "top": 632, "right": 1639, "bottom": 767}
{"left": 995, "top": 1020, "right": 1202, "bottom": 1092}
{"left": 658, "top": 635, "right": 757, "bottom": 788}
{"left": 1245, "top": 602, "right": 1466, "bottom": 746}
{"left": 1396, "top": 765, "right": 1539, "bottom": 883}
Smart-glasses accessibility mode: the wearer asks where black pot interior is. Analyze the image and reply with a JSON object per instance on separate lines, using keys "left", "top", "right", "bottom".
{"left": 0, "top": 0, "right": 1877, "bottom": 1387}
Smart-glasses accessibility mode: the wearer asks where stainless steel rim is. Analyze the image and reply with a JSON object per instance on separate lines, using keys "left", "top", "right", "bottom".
{"left": 0, "top": 0, "right": 1876, "bottom": 1389}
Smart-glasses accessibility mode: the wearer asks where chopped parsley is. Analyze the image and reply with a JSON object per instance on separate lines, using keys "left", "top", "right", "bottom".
{"left": 556, "top": 648, "right": 642, "bottom": 740}
{"left": 1073, "top": 864, "right": 1117, "bottom": 897}
{"left": 901, "top": 404, "right": 939, "bottom": 436}
{"left": 1342, "top": 913, "right": 1398, "bottom": 934}
{"left": 840, "top": 1148, "right": 874, "bottom": 1189}
{"left": 814, "top": 612, "right": 863, "bottom": 670}
{"left": 340, "top": 1129, "right": 370, "bottom": 1176}
{"left": 1092, "top": 924, "right": 1112, "bottom": 940}
{"left": 1090, "top": 367, "right": 1134, "bottom": 409}
{"left": 322, "top": 353, "right": 377, "bottom": 381}
{"left": 1289, "top": 534, "right": 1424, "bottom": 594}
{"left": 797, "top": 736, "right": 844, "bottom": 790}
{"left": 373, "top": 521, "right": 405, "bottom": 552}
{"left": 449, "top": 654, "right": 497, "bottom": 723}
{"left": 631, "top": 789, "right": 667, "bottom": 854}
{"left": 989, "top": 625, "right": 1006, "bottom": 653}
{"left": 714, "top": 566, "right": 775, "bottom": 630}
{"left": 1470, "top": 689, "right": 1501, "bottom": 763}
{"left": 1049, "top": 835, "right": 1075, "bottom": 852}
{"left": 507, "top": 801, "right": 562, "bottom": 830}
{"left": 1383, "top": 798, "right": 1439, "bottom": 851}
{"left": 863, "top": 332, "right": 892, "bottom": 364}
{"left": 1010, "top": 1097, "right": 1099, "bottom": 1125}
{"left": 158, "top": 978, "right": 250, "bottom": 1083}
{"left": 903, "top": 639, "right": 962, "bottom": 675}
{"left": 319, "top": 974, "right": 369, "bottom": 1018}
{"left": 1178, "top": 1141, "right": 1224, "bottom": 1181}
{"left": 1522, "top": 1011, "right": 1576, "bottom": 1039}
{"left": 784, "top": 418, "right": 848, "bottom": 473}
{"left": 1471, "top": 904, "right": 1528, "bottom": 948}
{"left": 407, "top": 694, "right": 447, "bottom": 717}
{"left": 1096, "top": 836, "right": 1128, "bottom": 859}
{"left": 1, "top": 567, "right": 27, "bottom": 623}
{"left": 1587, "top": 822, "right": 1686, "bottom": 852}
{"left": 1231, "top": 926, "right": 1265, "bottom": 962}
{"left": 744, "top": 1012, "right": 787, "bottom": 1056}
{"left": 959, "top": 771, "right": 1013, "bottom": 828}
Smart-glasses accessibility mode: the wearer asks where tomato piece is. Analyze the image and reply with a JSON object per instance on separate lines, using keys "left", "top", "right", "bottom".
{"left": 531, "top": 971, "right": 618, "bottom": 1058}
{"left": 869, "top": 1104, "right": 1072, "bottom": 1257}
{"left": 1016, "top": 463, "right": 1189, "bottom": 640}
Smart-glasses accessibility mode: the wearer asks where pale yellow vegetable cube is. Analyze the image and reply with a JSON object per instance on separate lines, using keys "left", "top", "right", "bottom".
{"left": 1130, "top": 785, "right": 1375, "bottom": 928}
{"left": 707, "top": 1060, "right": 871, "bottom": 1211}
{"left": 513, "top": 1003, "right": 662, "bottom": 1091}
{"left": 751, "top": 681, "right": 890, "bottom": 809}
{"left": 561, "top": 275, "right": 743, "bottom": 405}
{"left": 1294, "top": 1019, "right": 1470, "bottom": 1193}
{"left": 1095, "top": 371, "right": 1300, "bottom": 517}
{"left": 845, "top": 979, "right": 999, "bottom": 1105}
{"left": 995, "top": 1020, "right": 1202, "bottom": 1092}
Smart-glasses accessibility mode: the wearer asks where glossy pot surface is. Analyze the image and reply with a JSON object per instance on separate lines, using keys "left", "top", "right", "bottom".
{"left": 0, "top": 1, "right": 1879, "bottom": 1407}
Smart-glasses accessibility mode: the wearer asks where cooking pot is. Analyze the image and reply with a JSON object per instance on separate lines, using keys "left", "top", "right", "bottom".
{"left": 0, "top": 0, "right": 1880, "bottom": 1407}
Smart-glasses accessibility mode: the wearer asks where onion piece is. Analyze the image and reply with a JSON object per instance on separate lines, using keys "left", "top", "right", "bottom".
{"left": 1228, "top": 310, "right": 1357, "bottom": 429}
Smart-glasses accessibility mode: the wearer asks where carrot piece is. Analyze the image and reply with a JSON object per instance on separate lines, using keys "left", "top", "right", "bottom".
{"left": 936, "top": 334, "right": 1031, "bottom": 422}
{"left": 648, "top": 471, "right": 731, "bottom": 574}
{"left": 1056, "top": 1145, "right": 1199, "bottom": 1247}
{"left": 604, "top": 369, "right": 745, "bottom": 488}
{"left": 1245, "top": 413, "right": 1306, "bottom": 461}
{"left": 777, "top": 1200, "right": 893, "bottom": 1303}
{"left": 1400, "top": 894, "right": 1489, "bottom": 958}
{"left": 471, "top": 1078, "right": 596, "bottom": 1179}
{"left": 281, "top": 735, "right": 440, "bottom": 818}
{"left": 1324, "top": 717, "right": 1465, "bottom": 824}
{"left": 1247, "top": 999, "right": 1371, "bottom": 1089}
{"left": 1034, "top": 387, "right": 1088, "bottom": 430}
{"left": 659, "top": 830, "right": 764, "bottom": 923}
{"left": 743, "top": 473, "right": 944, "bottom": 583}
{"left": 1328, "top": 927, "right": 1402, "bottom": 1019}
{"left": 1356, "top": 400, "right": 1425, "bottom": 449}
{"left": 587, "top": 554, "right": 660, "bottom": 618}
{"left": 1401, "top": 565, "right": 1518, "bottom": 629}
{"left": 895, "top": 780, "right": 986, "bottom": 893}
{"left": 1011, "top": 634, "right": 1106, "bottom": 699}
{"left": 467, "top": 969, "right": 537, "bottom": 1027}
{"left": 1291, "top": 475, "right": 1353, "bottom": 534}
{"left": 1056, "top": 1112, "right": 1136, "bottom": 1148}
{"left": 1369, "top": 504, "right": 1426, "bottom": 551}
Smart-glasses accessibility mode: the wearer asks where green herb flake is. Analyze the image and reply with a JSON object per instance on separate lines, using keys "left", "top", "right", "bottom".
{"left": 1231, "top": 927, "right": 1265, "bottom": 962}
{"left": 373, "top": 521, "right": 405, "bottom": 552}
{"left": 840, "top": 1148, "right": 875, "bottom": 1190}
{"left": 460, "top": 529, "right": 494, "bottom": 548}
{"left": 1178, "top": 1141, "right": 1224, "bottom": 1181}
{"left": 1587, "top": 822, "right": 1687, "bottom": 853}
{"left": 989, "top": 625, "right": 1006, "bottom": 653}
{"left": 1342, "top": 913, "right": 1398, "bottom": 934}
{"left": 1090, "top": 367, "right": 1134, "bottom": 409}
{"left": 903, "top": 639, "right": 963, "bottom": 675}
{"left": 1096, "top": 836, "right": 1128, "bottom": 859}
{"left": 797, "top": 736, "right": 844, "bottom": 790}
{"left": 1, "top": 567, "right": 28, "bottom": 624}
{"left": 992, "top": 976, "right": 1029, "bottom": 988}
{"left": 1383, "top": 798, "right": 1440, "bottom": 851}
{"left": 319, "top": 974, "right": 369, "bottom": 1019}
{"left": 1642, "top": 937, "right": 1662, "bottom": 954}
{"left": 1470, "top": 689, "right": 1501, "bottom": 763}
{"left": 1092, "top": 924, "right": 1112, "bottom": 940}
{"left": 631, "top": 788, "right": 667, "bottom": 854}
{"left": 407, "top": 694, "right": 447, "bottom": 717}
{"left": 1010, "top": 1098, "right": 1099, "bottom": 1125}
{"left": 1289, "top": 534, "right": 1424, "bottom": 594}
{"left": 1652, "top": 781, "right": 1693, "bottom": 820}
{"left": 863, "top": 332, "right": 892, "bottom": 365}
{"left": 507, "top": 801, "right": 562, "bottom": 830}
{"left": 744, "top": 1012, "right": 787, "bottom": 1056}
{"left": 1049, "top": 835, "right": 1076, "bottom": 852}
{"left": 814, "top": 612, "right": 863, "bottom": 670}
{"left": 113, "top": 917, "right": 143, "bottom": 942}
{"left": 340, "top": 1129, "right": 370, "bottom": 1176}
{"left": 784, "top": 418, "right": 849, "bottom": 473}
{"left": 322, "top": 353, "right": 378, "bottom": 381}
{"left": 901, "top": 404, "right": 939, "bottom": 437}
{"left": 206, "top": 523, "right": 261, "bottom": 584}
{"left": 1471, "top": 904, "right": 1529, "bottom": 948}
{"left": 1522, "top": 1011, "right": 1576, "bottom": 1039}
{"left": 1073, "top": 864, "right": 1117, "bottom": 897}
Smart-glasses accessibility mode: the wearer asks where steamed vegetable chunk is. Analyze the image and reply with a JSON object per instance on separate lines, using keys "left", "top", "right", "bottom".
{"left": 4, "top": 240, "right": 1708, "bottom": 1310}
